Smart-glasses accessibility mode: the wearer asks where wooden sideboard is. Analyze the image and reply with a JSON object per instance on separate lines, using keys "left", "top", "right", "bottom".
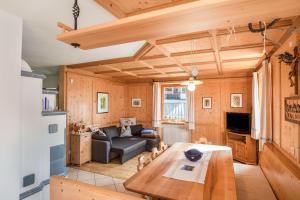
{"left": 226, "top": 131, "right": 257, "bottom": 165}
{"left": 70, "top": 132, "right": 92, "bottom": 166}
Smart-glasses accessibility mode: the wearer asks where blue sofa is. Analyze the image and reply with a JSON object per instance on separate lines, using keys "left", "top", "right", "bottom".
{"left": 92, "top": 125, "right": 160, "bottom": 164}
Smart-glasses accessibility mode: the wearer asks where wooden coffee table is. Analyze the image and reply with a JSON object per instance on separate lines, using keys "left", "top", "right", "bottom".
{"left": 124, "top": 142, "right": 236, "bottom": 200}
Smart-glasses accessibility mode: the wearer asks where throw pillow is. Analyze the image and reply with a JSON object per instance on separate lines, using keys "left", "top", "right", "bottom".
{"left": 120, "top": 126, "right": 132, "bottom": 137}
{"left": 120, "top": 118, "right": 136, "bottom": 126}
{"left": 98, "top": 129, "right": 106, "bottom": 136}
{"left": 91, "top": 127, "right": 99, "bottom": 133}
{"left": 141, "top": 129, "right": 155, "bottom": 135}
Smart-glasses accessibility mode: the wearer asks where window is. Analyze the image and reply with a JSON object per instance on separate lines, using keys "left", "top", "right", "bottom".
{"left": 162, "top": 85, "right": 187, "bottom": 122}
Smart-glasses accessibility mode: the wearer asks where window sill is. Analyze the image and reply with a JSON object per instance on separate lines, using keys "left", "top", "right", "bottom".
{"left": 161, "top": 121, "right": 186, "bottom": 125}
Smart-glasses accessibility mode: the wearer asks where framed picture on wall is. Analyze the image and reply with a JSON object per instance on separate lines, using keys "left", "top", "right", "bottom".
{"left": 202, "top": 97, "right": 212, "bottom": 109}
{"left": 231, "top": 93, "right": 243, "bottom": 108}
{"left": 285, "top": 96, "right": 300, "bottom": 124}
{"left": 132, "top": 98, "right": 142, "bottom": 107}
{"left": 97, "top": 92, "right": 109, "bottom": 113}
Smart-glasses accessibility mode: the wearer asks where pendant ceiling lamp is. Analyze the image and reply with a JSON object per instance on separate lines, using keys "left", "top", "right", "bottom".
{"left": 181, "top": 76, "right": 203, "bottom": 91}
{"left": 181, "top": 39, "right": 203, "bottom": 91}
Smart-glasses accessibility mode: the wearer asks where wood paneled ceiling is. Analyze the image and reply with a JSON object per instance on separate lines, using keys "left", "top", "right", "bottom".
{"left": 64, "top": 0, "right": 300, "bottom": 82}
{"left": 95, "top": 0, "right": 198, "bottom": 17}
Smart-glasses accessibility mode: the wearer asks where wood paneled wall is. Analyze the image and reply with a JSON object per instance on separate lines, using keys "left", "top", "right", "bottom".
{"left": 61, "top": 70, "right": 127, "bottom": 163}
{"left": 61, "top": 68, "right": 252, "bottom": 163}
{"left": 192, "top": 77, "right": 252, "bottom": 145}
{"left": 125, "top": 83, "right": 153, "bottom": 127}
{"left": 271, "top": 33, "right": 300, "bottom": 166}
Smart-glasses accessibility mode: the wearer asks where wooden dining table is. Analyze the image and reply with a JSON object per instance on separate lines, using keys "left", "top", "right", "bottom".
{"left": 124, "top": 142, "right": 237, "bottom": 200}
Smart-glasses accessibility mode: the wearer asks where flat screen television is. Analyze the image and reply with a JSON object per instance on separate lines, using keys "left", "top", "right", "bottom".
{"left": 226, "top": 112, "right": 251, "bottom": 134}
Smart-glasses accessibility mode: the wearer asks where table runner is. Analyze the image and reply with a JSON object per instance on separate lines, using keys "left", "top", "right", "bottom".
{"left": 163, "top": 144, "right": 231, "bottom": 184}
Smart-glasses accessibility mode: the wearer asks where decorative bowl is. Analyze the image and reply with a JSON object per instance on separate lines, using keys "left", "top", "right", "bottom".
{"left": 184, "top": 149, "right": 203, "bottom": 162}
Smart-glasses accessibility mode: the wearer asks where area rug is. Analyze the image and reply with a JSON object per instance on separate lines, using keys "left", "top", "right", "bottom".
{"left": 72, "top": 152, "right": 151, "bottom": 180}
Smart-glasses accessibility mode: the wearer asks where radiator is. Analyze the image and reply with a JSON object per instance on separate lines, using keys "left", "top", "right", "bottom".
{"left": 162, "top": 124, "right": 191, "bottom": 145}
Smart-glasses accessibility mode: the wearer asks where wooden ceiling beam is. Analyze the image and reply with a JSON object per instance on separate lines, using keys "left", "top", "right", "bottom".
{"left": 154, "top": 64, "right": 178, "bottom": 69}
{"left": 182, "top": 61, "right": 216, "bottom": 66}
{"left": 156, "top": 19, "right": 293, "bottom": 45}
{"left": 67, "top": 56, "right": 134, "bottom": 69}
{"left": 122, "top": 67, "right": 150, "bottom": 72}
{"left": 126, "top": 71, "right": 252, "bottom": 83}
{"left": 138, "top": 60, "right": 167, "bottom": 75}
{"left": 127, "top": 0, "right": 199, "bottom": 17}
{"left": 58, "top": 0, "right": 300, "bottom": 49}
{"left": 140, "top": 54, "right": 166, "bottom": 60}
{"left": 95, "top": 69, "right": 119, "bottom": 74}
{"left": 139, "top": 43, "right": 274, "bottom": 61}
{"left": 220, "top": 43, "right": 273, "bottom": 51}
{"left": 94, "top": 65, "right": 139, "bottom": 77}
{"left": 171, "top": 49, "right": 214, "bottom": 57}
{"left": 222, "top": 57, "right": 260, "bottom": 63}
{"left": 255, "top": 15, "right": 300, "bottom": 71}
{"left": 148, "top": 40, "right": 189, "bottom": 73}
{"left": 209, "top": 30, "right": 223, "bottom": 75}
{"left": 94, "top": 0, "right": 126, "bottom": 18}
{"left": 57, "top": 22, "right": 73, "bottom": 32}
{"left": 134, "top": 42, "right": 154, "bottom": 60}
{"left": 138, "top": 72, "right": 162, "bottom": 77}
{"left": 166, "top": 71, "right": 187, "bottom": 75}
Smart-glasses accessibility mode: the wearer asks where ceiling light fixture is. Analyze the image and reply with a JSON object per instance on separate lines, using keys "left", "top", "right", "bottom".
{"left": 181, "top": 39, "right": 203, "bottom": 91}
{"left": 181, "top": 77, "right": 203, "bottom": 91}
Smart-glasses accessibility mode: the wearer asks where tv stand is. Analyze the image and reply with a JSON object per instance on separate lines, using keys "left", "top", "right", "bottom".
{"left": 226, "top": 131, "right": 257, "bottom": 165}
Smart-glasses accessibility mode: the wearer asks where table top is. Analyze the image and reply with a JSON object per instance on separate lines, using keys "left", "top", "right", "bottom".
{"left": 124, "top": 143, "right": 237, "bottom": 200}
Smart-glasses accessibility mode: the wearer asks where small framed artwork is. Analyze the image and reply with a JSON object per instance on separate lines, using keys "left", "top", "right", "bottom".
{"left": 97, "top": 92, "right": 109, "bottom": 113}
{"left": 231, "top": 93, "right": 243, "bottom": 108}
{"left": 202, "top": 97, "right": 212, "bottom": 109}
{"left": 132, "top": 98, "right": 142, "bottom": 107}
{"left": 285, "top": 96, "right": 300, "bottom": 124}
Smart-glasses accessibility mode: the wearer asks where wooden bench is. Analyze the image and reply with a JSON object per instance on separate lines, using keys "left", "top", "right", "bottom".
{"left": 50, "top": 176, "right": 143, "bottom": 200}
{"left": 234, "top": 143, "right": 300, "bottom": 200}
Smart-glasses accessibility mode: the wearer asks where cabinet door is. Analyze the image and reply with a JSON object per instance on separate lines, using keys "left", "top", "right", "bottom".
{"left": 80, "top": 140, "right": 91, "bottom": 164}
{"left": 71, "top": 136, "right": 80, "bottom": 165}
{"left": 236, "top": 143, "right": 246, "bottom": 161}
{"left": 227, "top": 141, "right": 236, "bottom": 158}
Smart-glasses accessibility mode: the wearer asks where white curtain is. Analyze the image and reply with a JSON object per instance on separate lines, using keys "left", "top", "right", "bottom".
{"left": 251, "top": 72, "right": 260, "bottom": 139}
{"left": 257, "top": 60, "right": 273, "bottom": 149}
{"left": 187, "top": 90, "right": 195, "bottom": 130}
{"left": 152, "top": 82, "right": 161, "bottom": 127}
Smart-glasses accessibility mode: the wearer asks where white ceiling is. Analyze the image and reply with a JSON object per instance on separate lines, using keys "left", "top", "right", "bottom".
{"left": 0, "top": 0, "right": 145, "bottom": 67}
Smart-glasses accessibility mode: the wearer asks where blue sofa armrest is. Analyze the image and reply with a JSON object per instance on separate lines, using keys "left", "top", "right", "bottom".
{"left": 92, "top": 140, "right": 111, "bottom": 164}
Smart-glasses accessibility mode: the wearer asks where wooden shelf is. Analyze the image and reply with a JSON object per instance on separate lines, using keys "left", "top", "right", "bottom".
{"left": 226, "top": 131, "right": 257, "bottom": 165}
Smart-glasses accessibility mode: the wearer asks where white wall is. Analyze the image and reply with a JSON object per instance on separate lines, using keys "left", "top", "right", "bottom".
{"left": 0, "top": 10, "right": 22, "bottom": 200}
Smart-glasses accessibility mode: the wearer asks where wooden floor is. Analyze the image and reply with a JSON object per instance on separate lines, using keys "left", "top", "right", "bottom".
{"left": 71, "top": 152, "right": 151, "bottom": 180}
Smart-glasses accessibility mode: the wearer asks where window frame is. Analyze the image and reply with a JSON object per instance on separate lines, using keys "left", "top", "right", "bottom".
{"left": 161, "top": 84, "right": 187, "bottom": 124}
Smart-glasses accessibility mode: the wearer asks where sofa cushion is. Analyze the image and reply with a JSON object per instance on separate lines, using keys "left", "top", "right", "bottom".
{"left": 111, "top": 137, "right": 146, "bottom": 155}
{"left": 130, "top": 124, "right": 143, "bottom": 136}
{"left": 102, "top": 126, "right": 120, "bottom": 139}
